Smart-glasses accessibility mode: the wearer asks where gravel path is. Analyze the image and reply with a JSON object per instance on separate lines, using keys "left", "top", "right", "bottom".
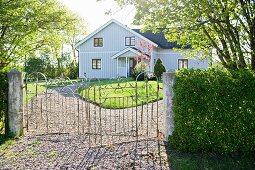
{"left": 0, "top": 83, "right": 170, "bottom": 169}
{"left": 0, "top": 134, "right": 169, "bottom": 169}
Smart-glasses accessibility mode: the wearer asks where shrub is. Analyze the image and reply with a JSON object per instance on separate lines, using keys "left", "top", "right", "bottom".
{"left": 26, "top": 57, "right": 46, "bottom": 74}
{"left": 67, "top": 62, "right": 78, "bottom": 79}
{"left": 131, "top": 61, "right": 149, "bottom": 81}
{"left": 170, "top": 69, "right": 255, "bottom": 154}
{"left": 0, "top": 70, "right": 8, "bottom": 134}
{"left": 154, "top": 58, "right": 166, "bottom": 79}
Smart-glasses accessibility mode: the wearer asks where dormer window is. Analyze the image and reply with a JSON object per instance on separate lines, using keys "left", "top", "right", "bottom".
{"left": 125, "top": 36, "right": 135, "bottom": 46}
{"left": 94, "top": 38, "right": 103, "bottom": 47}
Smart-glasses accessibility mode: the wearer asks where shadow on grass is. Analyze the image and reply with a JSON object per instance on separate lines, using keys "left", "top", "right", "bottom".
{"left": 0, "top": 134, "right": 16, "bottom": 148}
{"left": 165, "top": 144, "right": 255, "bottom": 170}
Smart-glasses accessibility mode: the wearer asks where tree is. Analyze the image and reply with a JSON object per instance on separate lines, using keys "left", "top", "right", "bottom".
{"left": 26, "top": 57, "right": 46, "bottom": 75}
{"left": 154, "top": 58, "right": 166, "bottom": 79}
{"left": 114, "top": 0, "right": 255, "bottom": 70}
{"left": 0, "top": 0, "right": 85, "bottom": 70}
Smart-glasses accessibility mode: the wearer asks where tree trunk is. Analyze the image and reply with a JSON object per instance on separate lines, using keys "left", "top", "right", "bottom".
{"left": 251, "top": 39, "right": 255, "bottom": 70}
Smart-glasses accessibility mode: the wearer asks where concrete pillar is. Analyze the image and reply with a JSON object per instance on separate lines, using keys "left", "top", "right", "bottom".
{"left": 7, "top": 69, "right": 23, "bottom": 136}
{"left": 163, "top": 71, "right": 175, "bottom": 141}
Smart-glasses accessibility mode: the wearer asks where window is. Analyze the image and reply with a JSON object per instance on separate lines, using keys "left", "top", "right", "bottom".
{"left": 94, "top": 38, "right": 103, "bottom": 47}
{"left": 125, "top": 36, "right": 135, "bottom": 46}
{"left": 92, "top": 59, "right": 101, "bottom": 69}
{"left": 178, "top": 59, "right": 188, "bottom": 69}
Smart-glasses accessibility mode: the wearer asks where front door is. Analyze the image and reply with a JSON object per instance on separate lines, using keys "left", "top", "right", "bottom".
{"left": 129, "top": 58, "right": 136, "bottom": 75}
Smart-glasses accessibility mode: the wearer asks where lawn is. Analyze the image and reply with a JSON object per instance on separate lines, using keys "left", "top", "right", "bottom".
{"left": 23, "top": 79, "right": 80, "bottom": 103}
{"left": 79, "top": 79, "right": 163, "bottom": 109}
{"left": 167, "top": 145, "right": 255, "bottom": 169}
{"left": 23, "top": 82, "right": 46, "bottom": 103}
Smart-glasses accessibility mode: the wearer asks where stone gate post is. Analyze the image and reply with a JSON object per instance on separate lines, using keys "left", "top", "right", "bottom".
{"left": 162, "top": 71, "right": 175, "bottom": 141}
{"left": 7, "top": 69, "right": 23, "bottom": 136}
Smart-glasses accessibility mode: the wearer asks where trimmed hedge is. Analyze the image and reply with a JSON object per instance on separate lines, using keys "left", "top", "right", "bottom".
{"left": 0, "top": 71, "right": 8, "bottom": 134}
{"left": 170, "top": 69, "right": 255, "bottom": 154}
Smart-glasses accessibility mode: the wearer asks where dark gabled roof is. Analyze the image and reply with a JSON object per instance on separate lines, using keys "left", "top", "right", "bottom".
{"left": 132, "top": 29, "right": 191, "bottom": 49}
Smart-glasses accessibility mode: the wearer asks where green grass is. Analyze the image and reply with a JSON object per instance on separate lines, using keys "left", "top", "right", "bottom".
{"left": 79, "top": 77, "right": 134, "bottom": 87}
{"left": 23, "top": 79, "right": 80, "bottom": 103}
{"left": 23, "top": 82, "right": 46, "bottom": 103}
{"left": 0, "top": 134, "right": 17, "bottom": 157}
{"left": 167, "top": 145, "right": 255, "bottom": 169}
{"left": 79, "top": 80, "right": 162, "bottom": 109}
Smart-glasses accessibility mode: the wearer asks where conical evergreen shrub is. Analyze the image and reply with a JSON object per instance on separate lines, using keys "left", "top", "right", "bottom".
{"left": 154, "top": 58, "right": 166, "bottom": 79}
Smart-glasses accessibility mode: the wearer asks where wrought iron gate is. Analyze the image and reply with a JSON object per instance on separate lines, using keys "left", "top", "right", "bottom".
{"left": 24, "top": 72, "right": 165, "bottom": 168}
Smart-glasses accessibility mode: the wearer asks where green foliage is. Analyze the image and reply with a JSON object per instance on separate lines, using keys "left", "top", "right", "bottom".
{"left": 26, "top": 57, "right": 46, "bottom": 75}
{"left": 0, "top": 0, "right": 86, "bottom": 70}
{"left": 170, "top": 69, "right": 255, "bottom": 153}
{"left": 115, "top": 0, "right": 255, "bottom": 70}
{"left": 67, "top": 62, "right": 79, "bottom": 79}
{"left": 131, "top": 61, "right": 149, "bottom": 81}
{"left": 154, "top": 58, "right": 166, "bottom": 79}
{"left": 25, "top": 54, "right": 78, "bottom": 79}
{"left": 0, "top": 71, "right": 8, "bottom": 134}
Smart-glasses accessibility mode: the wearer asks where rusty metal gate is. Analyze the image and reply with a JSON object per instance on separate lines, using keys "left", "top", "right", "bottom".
{"left": 24, "top": 72, "right": 165, "bottom": 169}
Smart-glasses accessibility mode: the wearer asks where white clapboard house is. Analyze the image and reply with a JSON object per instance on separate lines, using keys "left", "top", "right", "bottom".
{"left": 75, "top": 19, "right": 208, "bottom": 79}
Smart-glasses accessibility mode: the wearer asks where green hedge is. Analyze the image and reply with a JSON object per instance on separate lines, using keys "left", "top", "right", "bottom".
{"left": 0, "top": 71, "right": 8, "bottom": 134}
{"left": 170, "top": 69, "right": 255, "bottom": 154}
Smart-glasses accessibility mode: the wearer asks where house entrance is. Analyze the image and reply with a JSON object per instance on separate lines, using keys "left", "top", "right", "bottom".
{"left": 117, "top": 57, "right": 139, "bottom": 77}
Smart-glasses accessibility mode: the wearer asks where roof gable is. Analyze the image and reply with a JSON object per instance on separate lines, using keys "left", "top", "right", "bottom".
{"left": 75, "top": 19, "right": 158, "bottom": 48}
{"left": 112, "top": 47, "right": 143, "bottom": 59}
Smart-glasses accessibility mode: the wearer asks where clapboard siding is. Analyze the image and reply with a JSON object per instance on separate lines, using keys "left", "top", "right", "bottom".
{"left": 79, "top": 52, "right": 118, "bottom": 78}
{"left": 156, "top": 49, "right": 209, "bottom": 70}
{"left": 79, "top": 22, "right": 143, "bottom": 52}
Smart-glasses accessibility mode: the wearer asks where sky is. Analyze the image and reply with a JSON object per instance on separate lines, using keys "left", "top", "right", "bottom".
{"left": 58, "top": 0, "right": 136, "bottom": 32}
